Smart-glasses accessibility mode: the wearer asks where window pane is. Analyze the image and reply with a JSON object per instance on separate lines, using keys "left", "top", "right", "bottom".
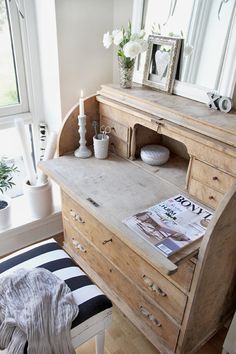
{"left": 0, "top": 126, "right": 35, "bottom": 198}
{"left": 0, "top": 0, "right": 19, "bottom": 107}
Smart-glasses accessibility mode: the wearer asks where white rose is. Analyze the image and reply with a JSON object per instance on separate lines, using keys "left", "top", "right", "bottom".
{"left": 103, "top": 32, "right": 113, "bottom": 48}
{"left": 113, "top": 30, "right": 123, "bottom": 46}
{"left": 123, "top": 41, "right": 142, "bottom": 59}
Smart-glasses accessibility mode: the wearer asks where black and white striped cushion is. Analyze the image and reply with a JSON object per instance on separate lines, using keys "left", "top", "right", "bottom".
{"left": 0, "top": 238, "right": 112, "bottom": 336}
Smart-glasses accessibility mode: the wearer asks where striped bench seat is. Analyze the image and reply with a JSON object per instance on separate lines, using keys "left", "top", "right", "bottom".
{"left": 0, "top": 238, "right": 112, "bottom": 353}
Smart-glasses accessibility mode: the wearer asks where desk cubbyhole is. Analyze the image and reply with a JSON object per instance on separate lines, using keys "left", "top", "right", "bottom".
{"left": 131, "top": 124, "right": 189, "bottom": 189}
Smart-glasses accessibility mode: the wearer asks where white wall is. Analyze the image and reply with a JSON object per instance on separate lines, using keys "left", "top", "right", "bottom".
{"left": 55, "top": 0, "right": 113, "bottom": 119}
{"left": 34, "top": 0, "right": 62, "bottom": 132}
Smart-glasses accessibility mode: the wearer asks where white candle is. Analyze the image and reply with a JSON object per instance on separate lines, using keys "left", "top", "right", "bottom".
{"left": 79, "top": 89, "right": 85, "bottom": 116}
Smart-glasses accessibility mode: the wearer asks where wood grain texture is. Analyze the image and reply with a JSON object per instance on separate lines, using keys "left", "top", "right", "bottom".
{"left": 190, "top": 159, "right": 235, "bottom": 194}
{"left": 40, "top": 86, "right": 236, "bottom": 354}
{"left": 40, "top": 154, "right": 183, "bottom": 275}
{"left": 98, "top": 84, "right": 236, "bottom": 147}
{"left": 62, "top": 192, "right": 189, "bottom": 323}
{"left": 64, "top": 221, "right": 179, "bottom": 353}
{"left": 177, "top": 182, "right": 236, "bottom": 354}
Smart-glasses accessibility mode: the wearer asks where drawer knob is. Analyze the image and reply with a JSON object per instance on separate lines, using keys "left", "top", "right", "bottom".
{"left": 151, "top": 283, "right": 167, "bottom": 297}
{"left": 70, "top": 209, "right": 85, "bottom": 223}
{"left": 140, "top": 306, "right": 149, "bottom": 317}
{"left": 209, "top": 195, "right": 215, "bottom": 200}
{"left": 142, "top": 275, "right": 167, "bottom": 297}
{"left": 148, "top": 314, "right": 161, "bottom": 327}
{"left": 139, "top": 306, "right": 162, "bottom": 327}
{"left": 212, "top": 176, "right": 218, "bottom": 181}
{"left": 72, "top": 238, "right": 87, "bottom": 253}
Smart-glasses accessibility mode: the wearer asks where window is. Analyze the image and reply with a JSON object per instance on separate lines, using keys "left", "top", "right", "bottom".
{"left": 0, "top": 0, "right": 28, "bottom": 118}
{"left": 0, "top": 0, "right": 36, "bottom": 198}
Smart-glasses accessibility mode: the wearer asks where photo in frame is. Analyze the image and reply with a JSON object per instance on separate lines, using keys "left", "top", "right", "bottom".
{"left": 143, "top": 35, "right": 182, "bottom": 93}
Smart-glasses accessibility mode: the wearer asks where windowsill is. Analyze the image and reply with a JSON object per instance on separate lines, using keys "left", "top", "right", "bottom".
{"left": 0, "top": 183, "right": 63, "bottom": 257}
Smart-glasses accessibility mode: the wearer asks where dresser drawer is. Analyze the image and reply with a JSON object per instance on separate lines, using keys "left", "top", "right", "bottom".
{"left": 100, "top": 115, "right": 129, "bottom": 143}
{"left": 190, "top": 159, "right": 235, "bottom": 194}
{"left": 109, "top": 135, "right": 129, "bottom": 158}
{"left": 64, "top": 220, "right": 180, "bottom": 352}
{"left": 62, "top": 193, "right": 190, "bottom": 323}
{"left": 188, "top": 178, "right": 224, "bottom": 209}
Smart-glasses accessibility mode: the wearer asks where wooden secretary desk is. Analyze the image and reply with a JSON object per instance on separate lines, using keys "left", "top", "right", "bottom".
{"left": 40, "top": 84, "right": 236, "bottom": 354}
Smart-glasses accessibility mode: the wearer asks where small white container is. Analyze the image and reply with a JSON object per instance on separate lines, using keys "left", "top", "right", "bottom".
{"left": 0, "top": 195, "right": 11, "bottom": 231}
{"left": 140, "top": 145, "right": 170, "bottom": 166}
{"left": 93, "top": 134, "right": 109, "bottom": 159}
{"left": 24, "top": 180, "right": 53, "bottom": 219}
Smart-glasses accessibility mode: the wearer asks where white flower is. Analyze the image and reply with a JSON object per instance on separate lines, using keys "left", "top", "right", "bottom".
{"left": 123, "top": 41, "right": 142, "bottom": 59}
{"left": 103, "top": 32, "right": 113, "bottom": 48}
{"left": 113, "top": 30, "right": 123, "bottom": 46}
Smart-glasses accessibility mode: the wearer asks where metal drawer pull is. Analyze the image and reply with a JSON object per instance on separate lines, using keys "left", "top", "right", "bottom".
{"left": 142, "top": 275, "right": 166, "bottom": 297}
{"left": 70, "top": 209, "right": 85, "bottom": 223}
{"left": 72, "top": 238, "right": 86, "bottom": 252}
{"left": 139, "top": 306, "right": 161, "bottom": 327}
{"left": 102, "top": 238, "right": 113, "bottom": 245}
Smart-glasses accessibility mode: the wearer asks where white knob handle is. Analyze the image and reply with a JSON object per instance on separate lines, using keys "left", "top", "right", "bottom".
{"left": 148, "top": 314, "right": 161, "bottom": 327}
{"left": 140, "top": 306, "right": 150, "bottom": 317}
{"left": 72, "top": 238, "right": 86, "bottom": 252}
{"left": 140, "top": 306, "right": 162, "bottom": 327}
{"left": 70, "top": 209, "right": 85, "bottom": 223}
{"left": 143, "top": 275, "right": 166, "bottom": 297}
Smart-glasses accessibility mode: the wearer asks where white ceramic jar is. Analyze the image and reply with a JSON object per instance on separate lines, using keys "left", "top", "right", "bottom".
{"left": 0, "top": 195, "right": 11, "bottom": 231}
{"left": 24, "top": 180, "right": 53, "bottom": 219}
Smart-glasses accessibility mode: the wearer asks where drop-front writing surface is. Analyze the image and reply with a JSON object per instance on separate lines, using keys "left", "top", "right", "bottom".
{"left": 39, "top": 86, "right": 236, "bottom": 354}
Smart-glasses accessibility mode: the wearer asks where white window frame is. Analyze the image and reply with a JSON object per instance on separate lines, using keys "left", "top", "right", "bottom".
{"left": 0, "top": 0, "right": 29, "bottom": 119}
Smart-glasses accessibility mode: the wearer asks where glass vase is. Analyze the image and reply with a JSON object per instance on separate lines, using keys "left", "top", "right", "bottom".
{"left": 118, "top": 57, "right": 135, "bottom": 89}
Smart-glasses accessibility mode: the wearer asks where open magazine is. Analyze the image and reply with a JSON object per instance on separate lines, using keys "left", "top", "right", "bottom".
{"left": 123, "top": 194, "right": 213, "bottom": 257}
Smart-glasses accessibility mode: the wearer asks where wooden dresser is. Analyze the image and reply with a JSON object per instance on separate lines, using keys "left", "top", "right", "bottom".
{"left": 40, "top": 84, "right": 236, "bottom": 354}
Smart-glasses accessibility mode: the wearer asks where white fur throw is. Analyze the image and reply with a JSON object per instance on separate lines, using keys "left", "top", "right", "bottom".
{"left": 0, "top": 268, "right": 79, "bottom": 354}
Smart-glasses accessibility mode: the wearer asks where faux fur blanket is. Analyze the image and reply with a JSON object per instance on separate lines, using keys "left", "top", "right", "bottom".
{"left": 0, "top": 268, "right": 79, "bottom": 354}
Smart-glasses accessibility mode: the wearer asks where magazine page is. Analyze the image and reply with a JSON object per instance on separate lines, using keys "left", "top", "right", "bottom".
{"left": 123, "top": 194, "right": 213, "bottom": 257}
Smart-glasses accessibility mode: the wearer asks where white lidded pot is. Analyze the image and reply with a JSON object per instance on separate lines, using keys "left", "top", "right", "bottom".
{"left": 140, "top": 145, "right": 170, "bottom": 166}
{"left": 0, "top": 194, "right": 11, "bottom": 231}
{"left": 24, "top": 179, "right": 53, "bottom": 219}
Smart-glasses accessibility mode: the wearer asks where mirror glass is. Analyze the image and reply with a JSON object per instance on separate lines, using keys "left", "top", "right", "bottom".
{"left": 133, "top": 0, "right": 236, "bottom": 102}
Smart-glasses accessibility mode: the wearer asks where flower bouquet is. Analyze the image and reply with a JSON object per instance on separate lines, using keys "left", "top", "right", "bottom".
{"left": 103, "top": 21, "right": 147, "bottom": 88}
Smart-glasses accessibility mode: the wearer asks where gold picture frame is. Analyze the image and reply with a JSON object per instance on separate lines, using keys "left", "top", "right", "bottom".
{"left": 143, "top": 35, "right": 182, "bottom": 93}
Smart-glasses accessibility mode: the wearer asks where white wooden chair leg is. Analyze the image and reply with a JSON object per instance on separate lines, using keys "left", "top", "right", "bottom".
{"left": 96, "top": 330, "right": 105, "bottom": 354}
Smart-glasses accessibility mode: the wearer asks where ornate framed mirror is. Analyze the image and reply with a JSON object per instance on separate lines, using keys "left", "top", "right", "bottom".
{"left": 132, "top": 0, "right": 236, "bottom": 103}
